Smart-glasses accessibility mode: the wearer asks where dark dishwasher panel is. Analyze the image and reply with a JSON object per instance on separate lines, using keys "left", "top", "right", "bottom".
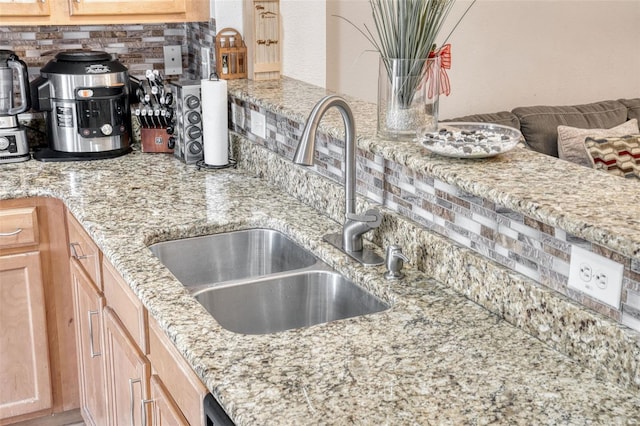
{"left": 204, "top": 393, "right": 235, "bottom": 426}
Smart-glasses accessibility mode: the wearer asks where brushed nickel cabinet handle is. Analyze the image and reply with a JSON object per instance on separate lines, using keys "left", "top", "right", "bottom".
{"left": 70, "top": 242, "right": 89, "bottom": 260}
{"left": 88, "top": 310, "right": 101, "bottom": 358}
{"left": 0, "top": 228, "right": 22, "bottom": 237}
{"left": 129, "top": 378, "right": 142, "bottom": 426}
{"left": 142, "top": 399, "right": 154, "bottom": 426}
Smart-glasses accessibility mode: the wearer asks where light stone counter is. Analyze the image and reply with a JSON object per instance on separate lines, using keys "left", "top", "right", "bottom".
{"left": 227, "top": 78, "right": 640, "bottom": 262}
{"left": 1, "top": 149, "right": 639, "bottom": 424}
{"left": 225, "top": 77, "right": 640, "bottom": 390}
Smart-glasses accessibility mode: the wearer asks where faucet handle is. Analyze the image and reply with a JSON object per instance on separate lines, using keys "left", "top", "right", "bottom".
{"left": 346, "top": 209, "right": 382, "bottom": 227}
{"left": 384, "top": 245, "right": 409, "bottom": 280}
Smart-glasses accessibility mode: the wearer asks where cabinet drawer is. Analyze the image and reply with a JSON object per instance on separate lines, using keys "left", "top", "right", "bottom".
{"left": 149, "top": 316, "right": 206, "bottom": 426}
{"left": 103, "top": 259, "right": 148, "bottom": 354}
{"left": 0, "top": 207, "right": 38, "bottom": 249}
{"left": 67, "top": 211, "right": 102, "bottom": 289}
{"left": 150, "top": 374, "right": 189, "bottom": 426}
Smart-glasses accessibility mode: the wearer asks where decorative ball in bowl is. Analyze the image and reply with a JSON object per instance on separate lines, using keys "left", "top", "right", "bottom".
{"left": 418, "top": 122, "right": 523, "bottom": 158}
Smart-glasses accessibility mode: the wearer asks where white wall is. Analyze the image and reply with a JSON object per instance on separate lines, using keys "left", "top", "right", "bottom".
{"left": 212, "top": 0, "right": 244, "bottom": 33}
{"left": 327, "top": 0, "right": 640, "bottom": 118}
{"left": 212, "top": 0, "right": 326, "bottom": 88}
{"left": 213, "top": 0, "right": 639, "bottom": 118}
{"left": 280, "top": 0, "right": 326, "bottom": 87}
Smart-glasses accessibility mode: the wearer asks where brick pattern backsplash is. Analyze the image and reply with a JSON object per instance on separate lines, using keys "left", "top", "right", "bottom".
{"left": 185, "top": 20, "right": 216, "bottom": 79}
{"left": 230, "top": 95, "right": 640, "bottom": 331}
{"left": 0, "top": 21, "right": 215, "bottom": 80}
{"left": 1, "top": 21, "right": 216, "bottom": 147}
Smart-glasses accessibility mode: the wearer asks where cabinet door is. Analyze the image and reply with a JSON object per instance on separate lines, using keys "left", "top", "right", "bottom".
{"left": 103, "top": 306, "right": 150, "bottom": 426}
{"left": 0, "top": 252, "right": 52, "bottom": 421}
{"left": 69, "top": 0, "right": 186, "bottom": 16}
{"left": 0, "top": 0, "right": 50, "bottom": 17}
{"left": 71, "top": 258, "right": 108, "bottom": 426}
{"left": 149, "top": 375, "right": 189, "bottom": 426}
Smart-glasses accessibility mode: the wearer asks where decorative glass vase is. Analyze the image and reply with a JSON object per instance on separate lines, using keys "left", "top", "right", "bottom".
{"left": 377, "top": 56, "right": 441, "bottom": 141}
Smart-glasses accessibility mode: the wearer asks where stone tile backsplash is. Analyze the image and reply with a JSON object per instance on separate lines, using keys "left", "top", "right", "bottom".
{"left": 2, "top": 21, "right": 215, "bottom": 147}
{"left": 229, "top": 95, "right": 640, "bottom": 332}
{"left": 0, "top": 21, "right": 215, "bottom": 80}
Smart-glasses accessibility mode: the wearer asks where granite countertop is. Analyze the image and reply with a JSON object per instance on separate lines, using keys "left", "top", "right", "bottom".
{"left": 1, "top": 150, "right": 639, "bottom": 424}
{"left": 227, "top": 78, "right": 640, "bottom": 261}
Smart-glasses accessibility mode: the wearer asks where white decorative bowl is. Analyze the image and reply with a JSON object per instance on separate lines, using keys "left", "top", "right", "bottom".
{"left": 419, "top": 122, "right": 523, "bottom": 158}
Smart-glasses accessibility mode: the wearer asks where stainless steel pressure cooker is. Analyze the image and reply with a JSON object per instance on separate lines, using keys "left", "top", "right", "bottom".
{"left": 31, "top": 50, "right": 132, "bottom": 157}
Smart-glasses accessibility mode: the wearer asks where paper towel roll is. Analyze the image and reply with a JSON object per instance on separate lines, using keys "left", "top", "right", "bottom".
{"left": 201, "top": 78, "right": 229, "bottom": 166}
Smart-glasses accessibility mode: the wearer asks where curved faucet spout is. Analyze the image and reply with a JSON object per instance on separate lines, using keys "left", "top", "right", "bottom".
{"left": 293, "top": 95, "right": 383, "bottom": 266}
{"left": 294, "top": 95, "right": 357, "bottom": 217}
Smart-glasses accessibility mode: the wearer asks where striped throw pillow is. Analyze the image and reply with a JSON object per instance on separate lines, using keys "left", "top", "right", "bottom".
{"left": 585, "top": 135, "right": 640, "bottom": 179}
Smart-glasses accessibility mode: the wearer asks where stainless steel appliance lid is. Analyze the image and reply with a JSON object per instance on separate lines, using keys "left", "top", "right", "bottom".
{"left": 55, "top": 50, "right": 112, "bottom": 62}
{"left": 41, "top": 50, "right": 128, "bottom": 75}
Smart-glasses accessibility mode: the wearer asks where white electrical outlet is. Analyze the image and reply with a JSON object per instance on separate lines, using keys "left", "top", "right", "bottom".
{"left": 163, "top": 45, "right": 183, "bottom": 75}
{"left": 250, "top": 110, "right": 267, "bottom": 139}
{"left": 231, "top": 103, "right": 245, "bottom": 129}
{"left": 201, "top": 47, "right": 211, "bottom": 79}
{"left": 568, "top": 245, "right": 624, "bottom": 308}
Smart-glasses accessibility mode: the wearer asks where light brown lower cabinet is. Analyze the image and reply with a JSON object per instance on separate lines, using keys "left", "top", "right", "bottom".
{"left": 0, "top": 251, "right": 52, "bottom": 421}
{"left": 103, "top": 307, "right": 151, "bottom": 426}
{"left": 67, "top": 210, "right": 210, "bottom": 426}
{"left": 148, "top": 316, "right": 208, "bottom": 426}
{"left": 71, "top": 258, "right": 108, "bottom": 426}
{"left": 150, "top": 374, "right": 190, "bottom": 426}
{"left": 0, "top": 198, "right": 79, "bottom": 425}
{"left": 1, "top": 200, "right": 210, "bottom": 425}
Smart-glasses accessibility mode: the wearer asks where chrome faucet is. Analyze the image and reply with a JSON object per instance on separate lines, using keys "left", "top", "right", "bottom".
{"left": 293, "top": 95, "right": 384, "bottom": 266}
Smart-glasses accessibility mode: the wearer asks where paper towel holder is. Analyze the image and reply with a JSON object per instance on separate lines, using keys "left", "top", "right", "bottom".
{"left": 196, "top": 71, "right": 237, "bottom": 170}
{"left": 196, "top": 158, "right": 237, "bottom": 171}
{"left": 197, "top": 71, "right": 237, "bottom": 171}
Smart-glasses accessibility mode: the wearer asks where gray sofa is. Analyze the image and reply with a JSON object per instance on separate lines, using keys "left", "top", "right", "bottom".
{"left": 447, "top": 98, "right": 640, "bottom": 158}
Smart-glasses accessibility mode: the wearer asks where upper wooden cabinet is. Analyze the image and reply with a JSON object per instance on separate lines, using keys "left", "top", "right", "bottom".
{"left": 0, "top": 0, "right": 209, "bottom": 25}
{"left": 0, "top": 0, "right": 50, "bottom": 17}
{"left": 69, "top": 0, "right": 185, "bottom": 16}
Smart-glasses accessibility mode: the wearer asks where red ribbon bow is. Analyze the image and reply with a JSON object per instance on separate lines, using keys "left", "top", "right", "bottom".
{"left": 425, "top": 44, "right": 452, "bottom": 99}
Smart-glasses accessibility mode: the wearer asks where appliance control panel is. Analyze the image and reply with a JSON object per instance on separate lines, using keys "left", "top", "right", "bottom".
{"left": 168, "top": 81, "right": 203, "bottom": 164}
{"left": 0, "top": 128, "right": 30, "bottom": 163}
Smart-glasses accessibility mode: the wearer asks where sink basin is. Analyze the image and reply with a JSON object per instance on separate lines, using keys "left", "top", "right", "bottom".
{"left": 192, "top": 270, "right": 388, "bottom": 334}
{"left": 149, "top": 228, "right": 389, "bottom": 334}
{"left": 149, "top": 228, "right": 317, "bottom": 286}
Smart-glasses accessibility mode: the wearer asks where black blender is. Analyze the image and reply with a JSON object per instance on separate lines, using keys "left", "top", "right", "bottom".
{"left": 0, "top": 50, "right": 30, "bottom": 163}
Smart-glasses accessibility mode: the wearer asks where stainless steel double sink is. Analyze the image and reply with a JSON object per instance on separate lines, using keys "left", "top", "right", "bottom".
{"left": 149, "top": 229, "right": 389, "bottom": 334}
